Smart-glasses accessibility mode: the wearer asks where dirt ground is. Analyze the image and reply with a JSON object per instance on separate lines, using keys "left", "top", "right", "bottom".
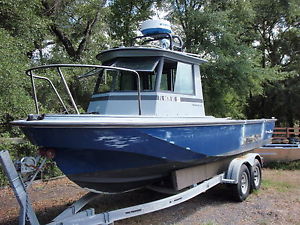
{"left": 0, "top": 168, "right": 299, "bottom": 225}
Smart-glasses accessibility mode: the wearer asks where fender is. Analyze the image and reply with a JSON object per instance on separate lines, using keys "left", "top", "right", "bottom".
{"left": 224, "top": 153, "right": 262, "bottom": 184}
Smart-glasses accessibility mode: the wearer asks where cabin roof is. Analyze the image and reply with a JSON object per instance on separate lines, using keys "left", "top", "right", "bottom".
{"left": 96, "top": 47, "right": 207, "bottom": 65}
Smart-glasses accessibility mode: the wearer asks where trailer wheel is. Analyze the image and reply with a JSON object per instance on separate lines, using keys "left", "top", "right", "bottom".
{"left": 233, "top": 164, "right": 250, "bottom": 202}
{"left": 251, "top": 159, "right": 262, "bottom": 191}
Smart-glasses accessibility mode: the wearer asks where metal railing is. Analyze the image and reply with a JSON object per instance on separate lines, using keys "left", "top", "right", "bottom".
{"left": 272, "top": 127, "right": 300, "bottom": 144}
{"left": 26, "top": 64, "right": 142, "bottom": 115}
{"left": 132, "top": 33, "right": 183, "bottom": 51}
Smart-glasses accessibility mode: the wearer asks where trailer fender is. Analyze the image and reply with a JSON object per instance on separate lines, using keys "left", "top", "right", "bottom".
{"left": 224, "top": 153, "right": 262, "bottom": 184}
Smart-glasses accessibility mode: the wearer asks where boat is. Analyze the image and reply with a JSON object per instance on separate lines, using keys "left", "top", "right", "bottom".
{"left": 253, "top": 144, "right": 300, "bottom": 163}
{"left": 11, "top": 20, "right": 276, "bottom": 193}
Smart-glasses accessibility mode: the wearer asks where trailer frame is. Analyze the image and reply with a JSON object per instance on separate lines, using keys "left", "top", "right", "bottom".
{"left": 0, "top": 150, "right": 262, "bottom": 225}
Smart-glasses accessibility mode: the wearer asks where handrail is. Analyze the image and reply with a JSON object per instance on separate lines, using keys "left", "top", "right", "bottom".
{"left": 56, "top": 67, "right": 79, "bottom": 114}
{"left": 30, "top": 74, "right": 69, "bottom": 113}
{"left": 132, "top": 33, "right": 183, "bottom": 51}
{"left": 26, "top": 64, "right": 142, "bottom": 115}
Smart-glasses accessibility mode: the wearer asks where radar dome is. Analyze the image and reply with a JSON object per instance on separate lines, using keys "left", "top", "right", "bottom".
{"left": 141, "top": 19, "right": 172, "bottom": 35}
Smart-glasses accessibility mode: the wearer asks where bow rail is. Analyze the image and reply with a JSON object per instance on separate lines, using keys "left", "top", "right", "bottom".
{"left": 26, "top": 64, "right": 142, "bottom": 115}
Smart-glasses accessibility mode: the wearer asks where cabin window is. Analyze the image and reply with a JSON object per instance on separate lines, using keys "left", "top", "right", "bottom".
{"left": 114, "top": 58, "right": 159, "bottom": 72}
{"left": 174, "top": 62, "right": 194, "bottom": 95}
{"left": 93, "top": 57, "right": 159, "bottom": 93}
{"left": 160, "top": 60, "right": 194, "bottom": 95}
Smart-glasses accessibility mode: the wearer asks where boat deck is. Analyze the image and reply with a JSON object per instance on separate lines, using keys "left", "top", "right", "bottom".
{"left": 253, "top": 144, "right": 300, "bottom": 162}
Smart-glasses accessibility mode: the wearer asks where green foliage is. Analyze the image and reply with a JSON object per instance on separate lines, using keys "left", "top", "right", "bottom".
{"left": 0, "top": 0, "right": 48, "bottom": 48}
{"left": 244, "top": 0, "right": 300, "bottom": 125}
{"left": 0, "top": 140, "right": 63, "bottom": 186}
{"left": 167, "top": 0, "right": 299, "bottom": 119}
{"left": 0, "top": 141, "right": 37, "bottom": 186}
{"left": 265, "top": 160, "right": 300, "bottom": 170}
{"left": 41, "top": 0, "right": 110, "bottom": 61}
{"left": 0, "top": 29, "right": 34, "bottom": 136}
{"left": 168, "top": 0, "right": 277, "bottom": 118}
{"left": 107, "top": 0, "right": 158, "bottom": 46}
{"left": 0, "top": 0, "right": 298, "bottom": 122}
{"left": 41, "top": 161, "right": 63, "bottom": 180}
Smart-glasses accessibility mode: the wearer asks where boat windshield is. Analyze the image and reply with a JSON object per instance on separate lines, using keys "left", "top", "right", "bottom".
{"left": 94, "top": 57, "right": 159, "bottom": 93}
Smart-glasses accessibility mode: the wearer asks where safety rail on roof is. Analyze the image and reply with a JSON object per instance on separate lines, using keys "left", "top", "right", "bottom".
{"left": 26, "top": 64, "right": 142, "bottom": 115}
{"left": 132, "top": 33, "right": 183, "bottom": 51}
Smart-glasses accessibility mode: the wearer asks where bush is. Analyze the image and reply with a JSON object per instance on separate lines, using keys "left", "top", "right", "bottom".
{"left": 264, "top": 160, "right": 300, "bottom": 170}
{"left": 0, "top": 140, "right": 62, "bottom": 187}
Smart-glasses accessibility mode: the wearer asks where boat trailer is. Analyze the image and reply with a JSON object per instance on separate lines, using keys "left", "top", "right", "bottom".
{"left": 0, "top": 150, "right": 262, "bottom": 225}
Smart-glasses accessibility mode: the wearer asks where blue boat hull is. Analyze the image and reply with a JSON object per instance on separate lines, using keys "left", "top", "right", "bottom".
{"left": 20, "top": 120, "right": 275, "bottom": 192}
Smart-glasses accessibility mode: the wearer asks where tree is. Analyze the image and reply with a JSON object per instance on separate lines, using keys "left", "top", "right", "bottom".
{"left": 0, "top": 29, "right": 34, "bottom": 136}
{"left": 107, "top": 0, "right": 159, "bottom": 46}
{"left": 40, "top": 0, "right": 109, "bottom": 62}
{"left": 245, "top": 0, "right": 300, "bottom": 126}
{"left": 167, "top": 0, "right": 279, "bottom": 118}
{"left": 0, "top": 0, "right": 48, "bottom": 135}
{"left": 0, "top": 0, "right": 298, "bottom": 127}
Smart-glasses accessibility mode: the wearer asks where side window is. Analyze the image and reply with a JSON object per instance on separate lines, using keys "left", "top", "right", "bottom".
{"left": 161, "top": 62, "right": 176, "bottom": 91}
{"left": 160, "top": 60, "right": 194, "bottom": 95}
{"left": 174, "top": 62, "right": 194, "bottom": 95}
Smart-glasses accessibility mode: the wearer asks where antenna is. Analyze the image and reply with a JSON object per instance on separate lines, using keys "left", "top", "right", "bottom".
{"left": 132, "top": 20, "right": 183, "bottom": 51}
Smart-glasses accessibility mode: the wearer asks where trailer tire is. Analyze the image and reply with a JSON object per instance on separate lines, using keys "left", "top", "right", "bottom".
{"left": 233, "top": 164, "right": 250, "bottom": 202}
{"left": 251, "top": 159, "right": 262, "bottom": 191}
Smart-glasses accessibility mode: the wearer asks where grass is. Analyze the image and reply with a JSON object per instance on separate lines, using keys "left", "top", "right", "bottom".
{"left": 251, "top": 189, "right": 260, "bottom": 195}
{"left": 264, "top": 160, "right": 300, "bottom": 170}
{"left": 201, "top": 222, "right": 217, "bottom": 225}
{"left": 257, "top": 219, "right": 269, "bottom": 225}
{"left": 262, "top": 179, "right": 295, "bottom": 192}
